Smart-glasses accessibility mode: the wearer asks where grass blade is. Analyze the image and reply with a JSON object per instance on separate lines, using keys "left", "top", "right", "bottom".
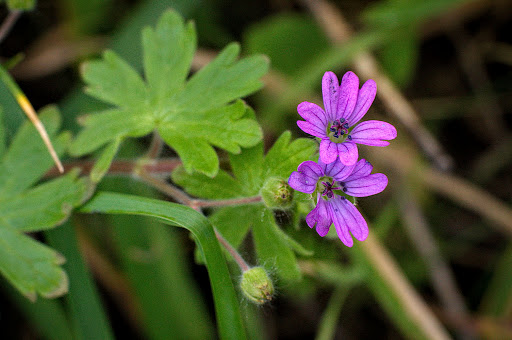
{"left": 80, "top": 191, "right": 247, "bottom": 340}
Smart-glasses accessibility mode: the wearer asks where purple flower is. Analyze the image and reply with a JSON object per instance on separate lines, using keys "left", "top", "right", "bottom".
{"left": 297, "top": 71, "right": 397, "bottom": 166}
{"left": 288, "top": 158, "right": 388, "bottom": 247}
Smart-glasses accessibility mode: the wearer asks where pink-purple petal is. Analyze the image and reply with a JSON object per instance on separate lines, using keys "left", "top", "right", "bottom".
{"left": 319, "top": 139, "right": 338, "bottom": 164}
{"left": 297, "top": 102, "right": 328, "bottom": 128}
{"left": 347, "top": 79, "right": 377, "bottom": 126}
{"left": 319, "top": 157, "right": 356, "bottom": 182}
{"left": 327, "top": 198, "right": 353, "bottom": 247}
{"left": 336, "top": 71, "right": 359, "bottom": 121}
{"left": 297, "top": 160, "right": 324, "bottom": 177}
{"left": 288, "top": 160, "right": 323, "bottom": 193}
{"left": 343, "top": 159, "right": 373, "bottom": 182}
{"left": 322, "top": 72, "right": 340, "bottom": 122}
{"left": 330, "top": 197, "right": 369, "bottom": 246}
{"left": 297, "top": 120, "right": 326, "bottom": 139}
{"left": 288, "top": 172, "right": 315, "bottom": 194}
{"left": 306, "top": 199, "right": 332, "bottom": 237}
{"left": 344, "top": 173, "right": 388, "bottom": 197}
{"left": 350, "top": 120, "right": 397, "bottom": 146}
{"left": 337, "top": 142, "right": 358, "bottom": 166}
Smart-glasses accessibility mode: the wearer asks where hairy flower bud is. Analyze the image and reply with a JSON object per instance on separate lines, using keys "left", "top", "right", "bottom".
{"left": 260, "top": 177, "right": 293, "bottom": 209}
{"left": 240, "top": 267, "right": 274, "bottom": 305}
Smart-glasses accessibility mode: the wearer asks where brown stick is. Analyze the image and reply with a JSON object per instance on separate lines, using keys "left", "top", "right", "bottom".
{"left": 360, "top": 234, "right": 452, "bottom": 340}
{"left": 0, "top": 10, "right": 21, "bottom": 44}
{"left": 397, "top": 182, "right": 476, "bottom": 339}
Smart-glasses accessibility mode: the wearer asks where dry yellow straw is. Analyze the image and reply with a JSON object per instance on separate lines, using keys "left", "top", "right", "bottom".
{"left": 0, "top": 65, "right": 64, "bottom": 173}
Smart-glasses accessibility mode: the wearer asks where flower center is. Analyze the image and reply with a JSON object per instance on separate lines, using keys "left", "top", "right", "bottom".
{"left": 317, "top": 178, "right": 341, "bottom": 199}
{"left": 328, "top": 119, "right": 352, "bottom": 143}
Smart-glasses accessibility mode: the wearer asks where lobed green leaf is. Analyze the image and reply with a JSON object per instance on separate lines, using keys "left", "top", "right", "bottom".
{"left": 0, "top": 106, "right": 89, "bottom": 300}
{"left": 143, "top": 10, "right": 197, "bottom": 103}
{"left": 0, "top": 170, "right": 87, "bottom": 232}
{"left": 0, "top": 225, "right": 68, "bottom": 300}
{"left": 263, "top": 131, "right": 317, "bottom": 179}
{"left": 72, "top": 10, "right": 267, "bottom": 176}
{"left": 159, "top": 101, "right": 263, "bottom": 176}
{"left": 174, "top": 43, "right": 268, "bottom": 112}
{"left": 229, "top": 142, "right": 264, "bottom": 196}
{"left": 82, "top": 50, "right": 148, "bottom": 108}
{"left": 160, "top": 130, "right": 219, "bottom": 177}
{"left": 69, "top": 109, "right": 153, "bottom": 156}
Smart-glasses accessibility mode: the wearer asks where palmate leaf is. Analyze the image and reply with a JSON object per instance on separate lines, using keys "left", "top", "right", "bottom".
{"left": 0, "top": 106, "right": 87, "bottom": 300}
{"left": 70, "top": 9, "right": 268, "bottom": 178}
{"left": 172, "top": 132, "right": 316, "bottom": 282}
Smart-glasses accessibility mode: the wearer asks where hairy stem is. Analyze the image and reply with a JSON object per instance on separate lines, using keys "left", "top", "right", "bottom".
{"left": 215, "top": 229, "right": 250, "bottom": 272}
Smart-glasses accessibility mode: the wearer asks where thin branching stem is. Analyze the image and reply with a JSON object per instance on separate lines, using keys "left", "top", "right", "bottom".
{"left": 45, "top": 158, "right": 182, "bottom": 177}
{"left": 135, "top": 168, "right": 193, "bottom": 206}
{"left": 145, "top": 132, "right": 164, "bottom": 159}
{"left": 135, "top": 167, "right": 257, "bottom": 273}
{"left": 215, "top": 229, "right": 250, "bottom": 272}
{"left": 191, "top": 196, "right": 262, "bottom": 210}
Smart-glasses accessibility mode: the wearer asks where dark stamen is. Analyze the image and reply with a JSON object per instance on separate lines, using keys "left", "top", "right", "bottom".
{"left": 321, "top": 180, "right": 341, "bottom": 199}
{"left": 330, "top": 119, "right": 350, "bottom": 139}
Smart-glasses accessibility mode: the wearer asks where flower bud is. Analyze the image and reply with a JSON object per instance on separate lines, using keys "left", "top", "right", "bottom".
{"left": 240, "top": 267, "right": 274, "bottom": 305}
{"left": 260, "top": 177, "right": 293, "bottom": 209}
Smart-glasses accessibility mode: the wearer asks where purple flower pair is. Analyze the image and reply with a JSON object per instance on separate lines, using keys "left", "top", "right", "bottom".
{"left": 289, "top": 71, "right": 395, "bottom": 247}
